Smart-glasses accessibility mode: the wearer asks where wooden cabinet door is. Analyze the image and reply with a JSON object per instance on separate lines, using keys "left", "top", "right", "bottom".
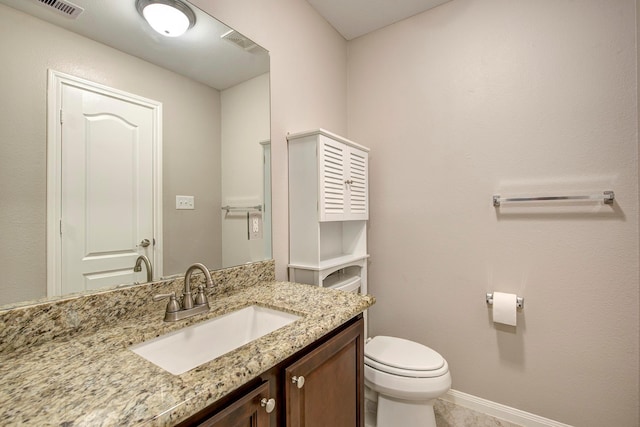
{"left": 285, "top": 318, "right": 364, "bottom": 427}
{"left": 199, "top": 381, "right": 272, "bottom": 427}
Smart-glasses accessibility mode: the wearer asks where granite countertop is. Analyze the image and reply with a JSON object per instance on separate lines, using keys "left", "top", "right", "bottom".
{"left": 0, "top": 281, "right": 374, "bottom": 426}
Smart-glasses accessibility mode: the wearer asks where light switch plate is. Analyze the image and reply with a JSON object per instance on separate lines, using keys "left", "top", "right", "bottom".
{"left": 176, "top": 195, "right": 195, "bottom": 210}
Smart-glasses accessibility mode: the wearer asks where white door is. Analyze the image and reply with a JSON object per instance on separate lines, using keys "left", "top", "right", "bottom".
{"left": 47, "top": 71, "right": 162, "bottom": 295}
{"left": 261, "top": 141, "right": 272, "bottom": 259}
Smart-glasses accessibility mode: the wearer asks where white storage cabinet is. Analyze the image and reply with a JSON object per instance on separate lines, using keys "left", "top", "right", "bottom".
{"left": 287, "top": 129, "right": 369, "bottom": 294}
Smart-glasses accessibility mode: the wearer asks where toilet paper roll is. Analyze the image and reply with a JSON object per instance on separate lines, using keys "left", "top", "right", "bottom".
{"left": 492, "top": 292, "right": 517, "bottom": 326}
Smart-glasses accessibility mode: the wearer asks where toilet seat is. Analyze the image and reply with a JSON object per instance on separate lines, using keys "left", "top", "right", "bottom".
{"left": 365, "top": 336, "right": 448, "bottom": 378}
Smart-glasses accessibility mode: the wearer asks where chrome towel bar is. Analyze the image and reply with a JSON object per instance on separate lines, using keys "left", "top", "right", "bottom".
{"left": 493, "top": 191, "right": 614, "bottom": 207}
{"left": 221, "top": 205, "right": 262, "bottom": 212}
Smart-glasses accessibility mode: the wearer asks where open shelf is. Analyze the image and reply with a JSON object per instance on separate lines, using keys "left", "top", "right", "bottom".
{"left": 289, "top": 253, "right": 369, "bottom": 271}
{"left": 323, "top": 266, "right": 362, "bottom": 292}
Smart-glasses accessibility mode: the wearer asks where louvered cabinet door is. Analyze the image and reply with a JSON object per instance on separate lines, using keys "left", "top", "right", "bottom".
{"left": 346, "top": 148, "right": 368, "bottom": 220}
{"left": 319, "top": 138, "right": 347, "bottom": 220}
{"left": 319, "top": 138, "right": 368, "bottom": 221}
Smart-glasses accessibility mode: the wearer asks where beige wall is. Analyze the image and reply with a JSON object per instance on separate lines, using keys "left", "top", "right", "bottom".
{"left": 195, "top": 0, "right": 639, "bottom": 423}
{"left": 347, "top": 0, "right": 639, "bottom": 425}
{"left": 0, "top": 4, "right": 222, "bottom": 304}
{"left": 221, "top": 73, "right": 270, "bottom": 266}
{"left": 192, "top": 0, "right": 348, "bottom": 281}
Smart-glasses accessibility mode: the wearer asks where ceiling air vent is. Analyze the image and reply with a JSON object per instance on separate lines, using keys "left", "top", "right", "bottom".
{"left": 33, "top": 0, "right": 84, "bottom": 19}
{"left": 221, "top": 29, "right": 263, "bottom": 54}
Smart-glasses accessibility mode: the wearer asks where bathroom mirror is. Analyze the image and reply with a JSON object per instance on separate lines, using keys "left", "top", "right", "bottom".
{"left": 0, "top": 0, "right": 271, "bottom": 307}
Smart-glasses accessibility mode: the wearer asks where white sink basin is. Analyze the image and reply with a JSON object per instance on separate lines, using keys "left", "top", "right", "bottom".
{"left": 130, "top": 305, "right": 300, "bottom": 375}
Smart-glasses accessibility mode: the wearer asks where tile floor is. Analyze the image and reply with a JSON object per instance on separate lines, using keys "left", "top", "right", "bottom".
{"left": 365, "top": 397, "right": 523, "bottom": 427}
{"left": 434, "top": 399, "right": 523, "bottom": 427}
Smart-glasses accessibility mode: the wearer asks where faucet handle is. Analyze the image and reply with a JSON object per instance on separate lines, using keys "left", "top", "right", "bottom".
{"left": 153, "top": 292, "right": 180, "bottom": 313}
{"left": 194, "top": 285, "right": 209, "bottom": 306}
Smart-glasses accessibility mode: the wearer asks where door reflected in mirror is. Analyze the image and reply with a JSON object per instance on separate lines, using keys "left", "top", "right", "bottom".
{"left": 0, "top": 0, "right": 271, "bottom": 307}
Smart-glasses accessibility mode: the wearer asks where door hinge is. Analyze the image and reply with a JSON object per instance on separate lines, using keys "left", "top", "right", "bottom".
{"left": 59, "top": 219, "right": 62, "bottom": 236}
{"left": 59, "top": 109, "right": 64, "bottom": 125}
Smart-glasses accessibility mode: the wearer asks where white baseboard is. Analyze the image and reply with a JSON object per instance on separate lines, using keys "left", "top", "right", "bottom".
{"left": 441, "top": 389, "right": 573, "bottom": 427}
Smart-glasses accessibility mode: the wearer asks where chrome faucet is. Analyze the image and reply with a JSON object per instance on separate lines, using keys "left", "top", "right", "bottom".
{"left": 133, "top": 255, "right": 153, "bottom": 283}
{"left": 182, "top": 263, "right": 214, "bottom": 309}
{"left": 153, "top": 263, "right": 216, "bottom": 321}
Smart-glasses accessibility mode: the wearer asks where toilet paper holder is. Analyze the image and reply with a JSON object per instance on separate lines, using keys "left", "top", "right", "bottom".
{"left": 486, "top": 293, "right": 524, "bottom": 309}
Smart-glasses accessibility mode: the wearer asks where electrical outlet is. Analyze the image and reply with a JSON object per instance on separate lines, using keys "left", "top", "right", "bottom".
{"left": 176, "top": 195, "right": 195, "bottom": 210}
{"left": 248, "top": 212, "right": 262, "bottom": 240}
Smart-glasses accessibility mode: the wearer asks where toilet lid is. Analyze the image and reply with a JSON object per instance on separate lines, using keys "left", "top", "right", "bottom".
{"left": 365, "top": 336, "right": 445, "bottom": 372}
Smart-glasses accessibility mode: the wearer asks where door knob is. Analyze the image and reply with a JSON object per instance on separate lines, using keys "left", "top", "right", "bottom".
{"left": 291, "top": 375, "right": 305, "bottom": 389}
{"left": 139, "top": 238, "right": 151, "bottom": 247}
{"left": 260, "top": 397, "right": 276, "bottom": 413}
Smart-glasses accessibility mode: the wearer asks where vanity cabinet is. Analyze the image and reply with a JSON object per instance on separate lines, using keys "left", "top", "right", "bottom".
{"left": 287, "top": 129, "right": 369, "bottom": 294}
{"left": 197, "top": 382, "right": 273, "bottom": 427}
{"left": 180, "top": 316, "right": 364, "bottom": 427}
{"left": 285, "top": 316, "right": 364, "bottom": 426}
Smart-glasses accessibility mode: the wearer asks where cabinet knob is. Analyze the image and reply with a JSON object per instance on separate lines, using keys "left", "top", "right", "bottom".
{"left": 291, "top": 375, "right": 305, "bottom": 389}
{"left": 260, "top": 397, "right": 276, "bottom": 413}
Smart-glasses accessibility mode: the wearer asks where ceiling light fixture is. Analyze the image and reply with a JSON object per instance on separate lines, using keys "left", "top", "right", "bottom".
{"left": 136, "top": 0, "right": 196, "bottom": 38}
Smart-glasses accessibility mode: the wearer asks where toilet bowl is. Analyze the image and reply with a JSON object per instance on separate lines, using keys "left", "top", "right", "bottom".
{"left": 364, "top": 336, "right": 451, "bottom": 427}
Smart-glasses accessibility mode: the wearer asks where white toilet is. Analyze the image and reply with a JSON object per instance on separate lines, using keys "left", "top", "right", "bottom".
{"left": 364, "top": 336, "right": 451, "bottom": 427}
